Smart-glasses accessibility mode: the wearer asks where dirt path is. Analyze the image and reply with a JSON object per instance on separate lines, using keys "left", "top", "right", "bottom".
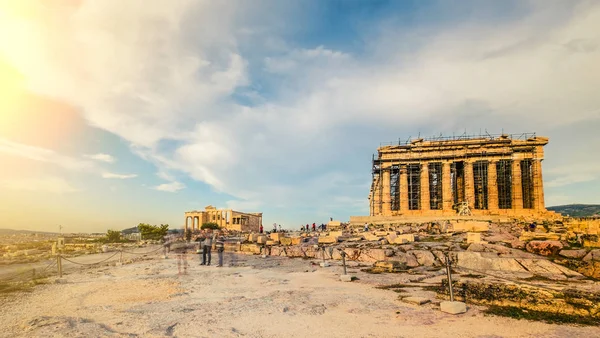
{"left": 0, "top": 254, "right": 598, "bottom": 338}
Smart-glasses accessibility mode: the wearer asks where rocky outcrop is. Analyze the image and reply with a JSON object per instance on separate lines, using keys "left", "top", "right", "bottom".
{"left": 525, "top": 240, "right": 563, "bottom": 256}
{"left": 559, "top": 249, "right": 588, "bottom": 259}
{"left": 454, "top": 251, "right": 583, "bottom": 279}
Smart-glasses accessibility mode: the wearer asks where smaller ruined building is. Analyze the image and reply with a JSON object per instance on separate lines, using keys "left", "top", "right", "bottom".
{"left": 366, "top": 133, "right": 557, "bottom": 219}
{"left": 185, "top": 205, "right": 262, "bottom": 233}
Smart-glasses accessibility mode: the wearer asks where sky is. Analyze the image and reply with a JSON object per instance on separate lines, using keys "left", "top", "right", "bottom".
{"left": 0, "top": 0, "right": 599, "bottom": 233}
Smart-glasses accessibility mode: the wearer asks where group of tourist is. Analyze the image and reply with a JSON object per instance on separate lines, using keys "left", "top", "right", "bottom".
{"left": 194, "top": 229, "right": 226, "bottom": 267}
{"left": 300, "top": 223, "right": 327, "bottom": 232}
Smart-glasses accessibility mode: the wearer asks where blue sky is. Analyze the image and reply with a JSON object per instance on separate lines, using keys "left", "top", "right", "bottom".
{"left": 0, "top": 0, "right": 599, "bottom": 232}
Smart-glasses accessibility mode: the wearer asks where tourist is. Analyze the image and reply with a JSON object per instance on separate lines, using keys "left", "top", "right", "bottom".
{"left": 312, "top": 223, "right": 316, "bottom": 232}
{"left": 529, "top": 222, "right": 537, "bottom": 232}
{"left": 300, "top": 225, "right": 304, "bottom": 232}
{"left": 201, "top": 230, "right": 213, "bottom": 266}
{"left": 215, "top": 231, "right": 225, "bottom": 267}
{"left": 364, "top": 222, "right": 369, "bottom": 232}
{"left": 259, "top": 225, "right": 263, "bottom": 234}
{"left": 306, "top": 224, "right": 310, "bottom": 233}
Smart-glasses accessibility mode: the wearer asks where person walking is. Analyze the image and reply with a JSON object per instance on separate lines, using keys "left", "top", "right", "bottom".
{"left": 259, "top": 224, "right": 263, "bottom": 234}
{"left": 215, "top": 231, "right": 225, "bottom": 267}
{"left": 312, "top": 223, "right": 316, "bottom": 232}
{"left": 201, "top": 230, "right": 213, "bottom": 266}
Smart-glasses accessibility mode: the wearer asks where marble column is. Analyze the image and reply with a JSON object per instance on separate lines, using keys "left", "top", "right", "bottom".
{"left": 399, "top": 166, "right": 409, "bottom": 211}
{"left": 420, "top": 163, "right": 430, "bottom": 211}
{"left": 511, "top": 160, "right": 523, "bottom": 210}
{"left": 464, "top": 160, "right": 475, "bottom": 209}
{"left": 442, "top": 162, "right": 453, "bottom": 211}
{"left": 532, "top": 159, "right": 545, "bottom": 210}
{"left": 382, "top": 166, "right": 392, "bottom": 215}
{"left": 487, "top": 160, "right": 499, "bottom": 211}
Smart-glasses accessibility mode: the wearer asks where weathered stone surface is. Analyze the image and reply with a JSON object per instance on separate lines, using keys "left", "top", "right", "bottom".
{"left": 395, "top": 251, "right": 419, "bottom": 268}
{"left": 329, "top": 231, "right": 343, "bottom": 238}
{"left": 340, "top": 274, "right": 353, "bottom": 282}
{"left": 364, "top": 233, "right": 381, "bottom": 241}
{"left": 318, "top": 236, "right": 338, "bottom": 244}
{"left": 291, "top": 237, "right": 302, "bottom": 245}
{"left": 519, "top": 231, "right": 561, "bottom": 241}
{"left": 525, "top": 240, "right": 563, "bottom": 256}
{"left": 411, "top": 250, "right": 436, "bottom": 266}
{"left": 583, "top": 249, "right": 600, "bottom": 262}
{"left": 256, "top": 236, "right": 268, "bottom": 244}
{"left": 485, "top": 233, "right": 518, "bottom": 243}
{"left": 384, "top": 249, "right": 395, "bottom": 257}
{"left": 402, "top": 297, "right": 430, "bottom": 305}
{"left": 467, "top": 232, "right": 481, "bottom": 244}
{"left": 374, "top": 260, "right": 406, "bottom": 272}
{"left": 467, "top": 243, "right": 511, "bottom": 255}
{"left": 559, "top": 249, "right": 587, "bottom": 259}
{"left": 280, "top": 238, "right": 293, "bottom": 246}
{"left": 440, "top": 301, "right": 467, "bottom": 314}
{"left": 577, "top": 261, "right": 600, "bottom": 279}
{"left": 451, "top": 221, "right": 489, "bottom": 233}
{"left": 270, "top": 233, "right": 285, "bottom": 241}
{"left": 265, "top": 240, "right": 277, "bottom": 246}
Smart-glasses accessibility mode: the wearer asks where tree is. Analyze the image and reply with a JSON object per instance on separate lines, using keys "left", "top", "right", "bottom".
{"left": 106, "top": 230, "right": 122, "bottom": 243}
{"left": 137, "top": 223, "right": 169, "bottom": 241}
{"left": 201, "top": 222, "right": 220, "bottom": 230}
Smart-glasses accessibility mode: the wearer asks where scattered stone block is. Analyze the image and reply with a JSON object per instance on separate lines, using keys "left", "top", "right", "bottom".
{"left": 318, "top": 236, "right": 338, "bottom": 244}
{"left": 403, "top": 297, "right": 430, "bottom": 305}
{"left": 270, "top": 233, "right": 285, "bottom": 241}
{"left": 374, "top": 260, "right": 406, "bottom": 272}
{"left": 364, "top": 233, "right": 381, "bottom": 241}
{"left": 559, "top": 249, "right": 587, "bottom": 259}
{"left": 291, "top": 237, "right": 302, "bottom": 245}
{"left": 467, "top": 232, "right": 481, "bottom": 244}
{"left": 256, "top": 235, "right": 268, "bottom": 244}
{"left": 280, "top": 238, "right": 293, "bottom": 246}
{"left": 329, "top": 231, "right": 343, "bottom": 237}
{"left": 340, "top": 274, "right": 352, "bottom": 282}
{"left": 320, "top": 262, "right": 330, "bottom": 267}
{"left": 393, "top": 234, "right": 415, "bottom": 244}
{"left": 525, "top": 240, "right": 563, "bottom": 256}
{"left": 265, "top": 240, "right": 277, "bottom": 246}
{"left": 440, "top": 301, "right": 467, "bottom": 314}
{"left": 375, "top": 231, "right": 388, "bottom": 236}
{"left": 451, "top": 221, "right": 489, "bottom": 233}
{"left": 250, "top": 233, "right": 260, "bottom": 242}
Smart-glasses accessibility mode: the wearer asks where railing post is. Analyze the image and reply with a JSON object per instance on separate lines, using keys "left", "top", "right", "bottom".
{"left": 445, "top": 254, "right": 454, "bottom": 302}
{"left": 57, "top": 254, "right": 63, "bottom": 278}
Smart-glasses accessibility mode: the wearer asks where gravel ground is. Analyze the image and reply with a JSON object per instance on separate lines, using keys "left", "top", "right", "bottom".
{"left": 0, "top": 253, "right": 598, "bottom": 338}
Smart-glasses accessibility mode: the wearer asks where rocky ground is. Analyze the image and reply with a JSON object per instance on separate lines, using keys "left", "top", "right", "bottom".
{"left": 1, "top": 252, "right": 599, "bottom": 338}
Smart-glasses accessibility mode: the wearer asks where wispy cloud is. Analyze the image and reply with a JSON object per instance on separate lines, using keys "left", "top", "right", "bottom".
{"left": 0, "top": 138, "right": 94, "bottom": 171}
{"left": 101, "top": 172, "right": 137, "bottom": 179}
{"left": 85, "top": 153, "right": 115, "bottom": 163}
{"left": 1, "top": 176, "right": 79, "bottom": 194}
{"left": 153, "top": 181, "right": 185, "bottom": 193}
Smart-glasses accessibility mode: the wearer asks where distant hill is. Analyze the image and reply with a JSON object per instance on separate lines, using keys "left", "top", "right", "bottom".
{"left": 547, "top": 204, "right": 600, "bottom": 217}
{"left": 0, "top": 229, "right": 58, "bottom": 235}
{"left": 121, "top": 226, "right": 139, "bottom": 234}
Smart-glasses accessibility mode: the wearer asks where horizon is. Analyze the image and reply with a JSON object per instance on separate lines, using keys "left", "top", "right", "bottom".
{"left": 1, "top": 1, "right": 599, "bottom": 233}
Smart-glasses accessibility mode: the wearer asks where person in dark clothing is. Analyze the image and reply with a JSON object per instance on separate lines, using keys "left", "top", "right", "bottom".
{"left": 201, "top": 230, "right": 213, "bottom": 265}
{"left": 215, "top": 231, "right": 225, "bottom": 267}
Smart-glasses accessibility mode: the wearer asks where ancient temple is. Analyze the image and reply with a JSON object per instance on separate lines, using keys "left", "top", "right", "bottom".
{"left": 366, "top": 133, "right": 553, "bottom": 219}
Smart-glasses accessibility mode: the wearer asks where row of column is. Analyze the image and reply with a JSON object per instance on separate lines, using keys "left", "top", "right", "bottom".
{"left": 379, "top": 159, "right": 544, "bottom": 213}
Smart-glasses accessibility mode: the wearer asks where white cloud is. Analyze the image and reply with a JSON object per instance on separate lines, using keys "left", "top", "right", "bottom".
{"left": 2, "top": 0, "right": 600, "bottom": 216}
{"left": 0, "top": 138, "right": 95, "bottom": 172}
{"left": 1, "top": 176, "right": 79, "bottom": 194}
{"left": 101, "top": 172, "right": 137, "bottom": 179}
{"left": 153, "top": 181, "right": 185, "bottom": 193}
{"left": 84, "top": 153, "right": 115, "bottom": 163}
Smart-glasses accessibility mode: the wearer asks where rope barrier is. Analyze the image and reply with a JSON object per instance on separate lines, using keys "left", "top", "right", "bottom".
{"left": 120, "top": 246, "right": 164, "bottom": 255}
{"left": 0, "top": 259, "right": 57, "bottom": 283}
{"left": 61, "top": 251, "right": 120, "bottom": 266}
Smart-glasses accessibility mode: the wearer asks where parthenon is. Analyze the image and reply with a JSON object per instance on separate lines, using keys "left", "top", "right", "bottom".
{"left": 367, "top": 133, "right": 554, "bottom": 219}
